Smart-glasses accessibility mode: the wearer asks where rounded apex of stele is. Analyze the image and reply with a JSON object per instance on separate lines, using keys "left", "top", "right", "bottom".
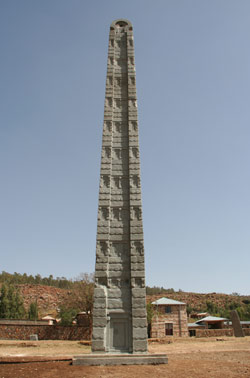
{"left": 110, "top": 19, "right": 132, "bottom": 30}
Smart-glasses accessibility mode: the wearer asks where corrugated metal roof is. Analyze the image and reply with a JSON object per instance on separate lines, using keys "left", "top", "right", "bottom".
{"left": 196, "top": 316, "right": 228, "bottom": 323}
{"left": 151, "top": 297, "right": 186, "bottom": 305}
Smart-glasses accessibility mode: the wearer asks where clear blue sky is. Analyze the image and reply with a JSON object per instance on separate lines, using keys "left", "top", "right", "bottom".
{"left": 1, "top": 0, "right": 250, "bottom": 294}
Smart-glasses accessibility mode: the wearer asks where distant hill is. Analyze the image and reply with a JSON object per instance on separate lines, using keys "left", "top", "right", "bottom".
{"left": 147, "top": 291, "right": 250, "bottom": 319}
{"left": 16, "top": 285, "right": 250, "bottom": 320}
{"left": 0, "top": 271, "right": 92, "bottom": 318}
{"left": 1, "top": 271, "right": 250, "bottom": 320}
{"left": 11, "top": 285, "right": 250, "bottom": 321}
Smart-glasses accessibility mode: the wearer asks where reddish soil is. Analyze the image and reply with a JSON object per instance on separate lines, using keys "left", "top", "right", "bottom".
{"left": 0, "top": 352, "right": 250, "bottom": 378}
{"left": 0, "top": 337, "right": 250, "bottom": 378}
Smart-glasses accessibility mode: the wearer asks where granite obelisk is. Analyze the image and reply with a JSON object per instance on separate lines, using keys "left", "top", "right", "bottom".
{"left": 92, "top": 19, "right": 148, "bottom": 354}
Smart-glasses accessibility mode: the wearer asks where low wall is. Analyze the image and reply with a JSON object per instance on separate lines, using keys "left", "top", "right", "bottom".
{"left": 0, "top": 324, "right": 90, "bottom": 341}
{"left": 0, "top": 320, "right": 50, "bottom": 326}
{"left": 195, "top": 328, "right": 250, "bottom": 338}
{"left": 243, "top": 328, "right": 250, "bottom": 336}
{"left": 195, "top": 329, "right": 233, "bottom": 337}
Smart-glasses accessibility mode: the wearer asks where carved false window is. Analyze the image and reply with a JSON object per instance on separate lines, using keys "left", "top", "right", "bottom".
{"left": 104, "top": 121, "right": 112, "bottom": 133}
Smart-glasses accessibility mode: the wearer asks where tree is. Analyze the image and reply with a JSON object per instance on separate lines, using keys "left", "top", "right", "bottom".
{"left": 146, "top": 302, "right": 154, "bottom": 325}
{"left": 34, "top": 274, "right": 42, "bottom": 285}
{"left": 14, "top": 290, "right": 25, "bottom": 318}
{"left": 205, "top": 301, "right": 219, "bottom": 315}
{"left": 7, "top": 285, "right": 16, "bottom": 318}
{"left": 0, "top": 284, "right": 10, "bottom": 318}
{"left": 186, "top": 304, "right": 194, "bottom": 316}
{"left": 0, "top": 284, "right": 25, "bottom": 319}
{"left": 146, "top": 302, "right": 155, "bottom": 338}
{"left": 28, "top": 302, "right": 38, "bottom": 320}
{"left": 59, "top": 273, "right": 94, "bottom": 326}
{"left": 59, "top": 307, "right": 78, "bottom": 326}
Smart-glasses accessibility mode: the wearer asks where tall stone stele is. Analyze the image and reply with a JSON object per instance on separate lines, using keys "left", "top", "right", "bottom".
{"left": 92, "top": 19, "right": 148, "bottom": 354}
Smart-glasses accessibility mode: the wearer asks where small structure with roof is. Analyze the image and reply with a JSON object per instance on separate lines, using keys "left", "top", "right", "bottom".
{"left": 190, "top": 312, "right": 209, "bottom": 319}
{"left": 195, "top": 316, "right": 228, "bottom": 329}
{"left": 150, "top": 297, "right": 188, "bottom": 337}
{"left": 41, "top": 315, "right": 57, "bottom": 325}
{"left": 188, "top": 315, "right": 228, "bottom": 336}
{"left": 75, "top": 312, "right": 90, "bottom": 326}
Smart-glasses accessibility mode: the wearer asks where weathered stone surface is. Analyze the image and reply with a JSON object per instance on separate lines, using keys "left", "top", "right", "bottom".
{"left": 132, "top": 297, "right": 146, "bottom": 309}
{"left": 131, "top": 271, "right": 145, "bottom": 278}
{"left": 131, "top": 288, "right": 146, "bottom": 298}
{"left": 133, "top": 327, "right": 148, "bottom": 339}
{"left": 92, "top": 327, "right": 105, "bottom": 340}
{"left": 96, "top": 257, "right": 109, "bottom": 263}
{"left": 231, "top": 310, "right": 245, "bottom": 337}
{"left": 95, "top": 263, "right": 108, "bottom": 271}
{"left": 91, "top": 340, "right": 106, "bottom": 352}
{"left": 130, "top": 234, "right": 144, "bottom": 240}
{"left": 132, "top": 308, "right": 146, "bottom": 318}
{"left": 94, "top": 288, "right": 106, "bottom": 298}
{"left": 133, "top": 340, "right": 148, "bottom": 352}
{"left": 94, "top": 271, "right": 108, "bottom": 278}
{"left": 133, "top": 318, "right": 147, "bottom": 328}
{"left": 107, "top": 289, "right": 122, "bottom": 298}
{"left": 131, "top": 263, "right": 145, "bottom": 271}
{"left": 92, "top": 19, "right": 148, "bottom": 355}
{"left": 108, "top": 298, "right": 130, "bottom": 309}
{"left": 93, "top": 309, "right": 107, "bottom": 317}
{"left": 131, "top": 256, "right": 144, "bottom": 263}
{"left": 108, "top": 264, "right": 124, "bottom": 271}
{"left": 93, "top": 298, "right": 106, "bottom": 309}
{"left": 93, "top": 317, "right": 107, "bottom": 327}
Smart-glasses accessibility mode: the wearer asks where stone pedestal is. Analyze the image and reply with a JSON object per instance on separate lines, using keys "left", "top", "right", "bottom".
{"left": 73, "top": 353, "right": 168, "bottom": 366}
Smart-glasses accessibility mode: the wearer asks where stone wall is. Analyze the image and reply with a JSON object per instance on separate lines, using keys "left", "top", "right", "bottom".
{"left": 0, "top": 320, "right": 51, "bottom": 326}
{"left": 194, "top": 328, "right": 250, "bottom": 337}
{"left": 151, "top": 305, "right": 188, "bottom": 337}
{"left": 0, "top": 325, "right": 90, "bottom": 340}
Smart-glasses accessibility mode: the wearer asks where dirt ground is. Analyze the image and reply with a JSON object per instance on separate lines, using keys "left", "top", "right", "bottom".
{"left": 0, "top": 337, "right": 250, "bottom": 378}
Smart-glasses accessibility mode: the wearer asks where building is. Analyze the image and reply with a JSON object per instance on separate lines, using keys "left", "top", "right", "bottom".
{"left": 188, "top": 315, "right": 228, "bottom": 337}
{"left": 195, "top": 316, "right": 228, "bottom": 329}
{"left": 41, "top": 315, "right": 57, "bottom": 325}
{"left": 76, "top": 312, "right": 90, "bottom": 326}
{"left": 188, "top": 317, "right": 250, "bottom": 337}
{"left": 151, "top": 297, "right": 188, "bottom": 337}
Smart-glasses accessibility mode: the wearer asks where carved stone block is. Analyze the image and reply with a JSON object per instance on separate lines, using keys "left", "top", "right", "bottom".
{"left": 92, "top": 19, "right": 148, "bottom": 355}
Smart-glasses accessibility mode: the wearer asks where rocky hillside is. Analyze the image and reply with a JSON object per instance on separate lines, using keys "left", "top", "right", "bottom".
{"left": 147, "top": 291, "right": 250, "bottom": 315}
{"left": 13, "top": 284, "right": 250, "bottom": 318}
{"left": 17, "top": 284, "right": 71, "bottom": 317}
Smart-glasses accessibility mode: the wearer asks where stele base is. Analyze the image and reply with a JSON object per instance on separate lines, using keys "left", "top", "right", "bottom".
{"left": 72, "top": 353, "right": 168, "bottom": 366}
